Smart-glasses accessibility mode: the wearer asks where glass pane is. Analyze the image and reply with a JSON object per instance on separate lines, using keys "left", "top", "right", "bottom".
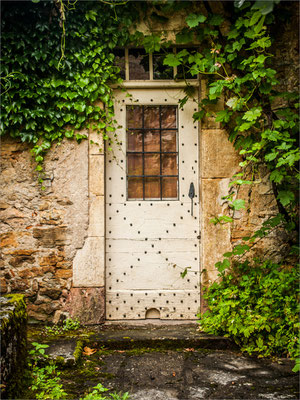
{"left": 144, "top": 106, "right": 160, "bottom": 129}
{"left": 127, "top": 154, "right": 143, "bottom": 175}
{"left": 145, "top": 178, "right": 161, "bottom": 199}
{"left": 113, "top": 49, "right": 125, "bottom": 80}
{"left": 127, "top": 106, "right": 143, "bottom": 129}
{"left": 162, "top": 154, "right": 178, "bottom": 175}
{"left": 145, "top": 154, "right": 160, "bottom": 175}
{"left": 153, "top": 53, "right": 173, "bottom": 80}
{"left": 162, "top": 177, "right": 178, "bottom": 199}
{"left": 161, "top": 106, "right": 177, "bottom": 128}
{"left": 127, "top": 131, "right": 143, "bottom": 152}
{"left": 162, "top": 130, "right": 176, "bottom": 152}
{"left": 128, "top": 177, "right": 143, "bottom": 199}
{"left": 129, "top": 49, "right": 149, "bottom": 80}
{"left": 144, "top": 130, "right": 160, "bottom": 152}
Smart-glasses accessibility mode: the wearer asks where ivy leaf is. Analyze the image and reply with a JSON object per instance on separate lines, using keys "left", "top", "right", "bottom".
{"left": 215, "top": 110, "right": 231, "bottom": 123}
{"left": 249, "top": 11, "right": 261, "bottom": 26}
{"left": 226, "top": 97, "right": 239, "bottom": 110}
{"left": 231, "top": 199, "right": 246, "bottom": 210}
{"left": 277, "top": 190, "right": 295, "bottom": 207}
{"left": 163, "top": 53, "right": 181, "bottom": 67}
{"left": 269, "top": 169, "right": 284, "bottom": 183}
{"left": 193, "top": 110, "right": 205, "bottom": 121}
{"left": 242, "top": 107, "right": 262, "bottom": 121}
{"left": 186, "top": 13, "right": 206, "bottom": 28}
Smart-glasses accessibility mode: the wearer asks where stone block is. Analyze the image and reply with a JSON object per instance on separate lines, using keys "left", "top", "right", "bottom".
{"left": 33, "top": 226, "right": 68, "bottom": 248}
{"left": 200, "top": 178, "right": 232, "bottom": 276}
{"left": 73, "top": 237, "right": 105, "bottom": 287}
{"left": 89, "top": 155, "right": 104, "bottom": 196}
{"left": 55, "top": 269, "right": 72, "bottom": 279}
{"left": 63, "top": 287, "right": 105, "bottom": 325}
{"left": 201, "top": 129, "right": 241, "bottom": 178}
{"left": 88, "top": 196, "right": 104, "bottom": 237}
{"left": 201, "top": 178, "right": 230, "bottom": 216}
{"left": 89, "top": 130, "right": 104, "bottom": 155}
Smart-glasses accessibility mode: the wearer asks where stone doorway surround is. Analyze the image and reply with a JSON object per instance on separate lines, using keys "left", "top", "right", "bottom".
{"left": 67, "top": 78, "right": 240, "bottom": 324}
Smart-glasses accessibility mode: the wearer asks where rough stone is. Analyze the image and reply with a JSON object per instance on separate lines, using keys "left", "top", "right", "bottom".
{"left": 63, "top": 287, "right": 105, "bottom": 324}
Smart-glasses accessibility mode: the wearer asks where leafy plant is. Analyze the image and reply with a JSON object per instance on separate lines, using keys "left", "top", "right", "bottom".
{"left": 80, "top": 383, "right": 130, "bottom": 400}
{"left": 28, "top": 342, "right": 68, "bottom": 399}
{"left": 44, "top": 317, "right": 81, "bottom": 335}
{"left": 198, "top": 259, "right": 299, "bottom": 364}
{"left": 1, "top": 1, "right": 137, "bottom": 183}
{"left": 161, "top": 1, "right": 299, "bottom": 229}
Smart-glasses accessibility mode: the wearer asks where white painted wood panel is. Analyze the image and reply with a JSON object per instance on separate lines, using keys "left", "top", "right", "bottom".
{"left": 106, "top": 88, "right": 200, "bottom": 320}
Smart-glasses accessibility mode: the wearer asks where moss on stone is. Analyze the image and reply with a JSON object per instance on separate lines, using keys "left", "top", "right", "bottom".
{"left": 74, "top": 340, "right": 83, "bottom": 363}
{"left": 1, "top": 294, "right": 27, "bottom": 399}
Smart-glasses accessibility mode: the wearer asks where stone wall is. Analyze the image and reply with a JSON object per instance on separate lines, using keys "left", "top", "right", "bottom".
{"left": 0, "top": 294, "right": 27, "bottom": 399}
{"left": 0, "top": 138, "right": 89, "bottom": 322}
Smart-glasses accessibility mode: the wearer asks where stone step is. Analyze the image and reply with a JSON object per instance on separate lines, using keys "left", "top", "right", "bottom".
{"left": 86, "top": 323, "right": 236, "bottom": 351}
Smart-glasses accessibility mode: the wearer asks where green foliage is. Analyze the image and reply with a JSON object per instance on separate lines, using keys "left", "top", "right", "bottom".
{"left": 80, "top": 383, "right": 130, "bottom": 400}
{"left": 44, "top": 317, "right": 81, "bottom": 335}
{"left": 27, "top": 343, "right": 130, "bottom": 399}
{"left": 199, "top": 260, "right": 299, "bottom": 362}
{"left": 1, "top": 1, "right": 136, "bottom": 176}
{"left": 28, "top": 342, "right": 67, "bottom": 399}
{"left": 163, "top": 1, "right": 299, "bottom": 227}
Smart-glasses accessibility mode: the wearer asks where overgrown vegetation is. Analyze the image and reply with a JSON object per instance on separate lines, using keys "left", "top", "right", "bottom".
{"left": 1, "top": 0, "right": 138, "bottom": 184}
{"left": 198, "top": 260, "right": 299, "bottom": 368}
{"left": 43, "top": 317, "right": 81, "bottom": 336}
{"left": 25, "top": 342, "right": 130, "bottom": 399}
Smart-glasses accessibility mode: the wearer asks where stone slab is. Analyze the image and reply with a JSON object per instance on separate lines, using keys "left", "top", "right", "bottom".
{"left": 63, "top": 287, "right": 105, "bottom": 324}
{"left": 87, "top": 324, "right": 235, "bottom": 350}
{"left": 73, "top": 237, "right": 105, "bottom": 287}
{"left": 88, "top": 195, "right": 105, "bottom": 237}
{"left": 89, "top": 155, "right": 104, "bottom": 196}
{"left": 200, "top": 129, "right": 241, "bottom": 178}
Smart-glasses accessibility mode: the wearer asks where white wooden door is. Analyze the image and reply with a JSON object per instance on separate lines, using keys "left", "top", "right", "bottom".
{"left": 106, "top": 88, "right": 200, "bottom": 320}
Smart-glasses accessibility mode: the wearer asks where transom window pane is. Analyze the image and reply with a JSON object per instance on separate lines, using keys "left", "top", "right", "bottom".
{"left": 127, "top": 105, "right": 178, "bottom": 200}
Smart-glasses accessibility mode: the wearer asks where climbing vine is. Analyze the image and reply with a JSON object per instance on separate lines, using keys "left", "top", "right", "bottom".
{"left": 1, "top": 0, "right": 138, "bottom": 184}
{"left": 139, "top": 0, "right": 299, "bottom": 231}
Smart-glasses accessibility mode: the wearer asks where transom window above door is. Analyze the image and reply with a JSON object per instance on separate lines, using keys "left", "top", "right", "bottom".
{"left": 114, "top": 48, "right": 198, "bottom": 81}
{"left": 127, "top": 105, "right": 178, "bottom": 200}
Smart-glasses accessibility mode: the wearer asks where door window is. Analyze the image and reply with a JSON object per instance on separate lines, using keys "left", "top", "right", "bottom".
{"left": 126, "top": 105, "right": 178, "bottom": 200}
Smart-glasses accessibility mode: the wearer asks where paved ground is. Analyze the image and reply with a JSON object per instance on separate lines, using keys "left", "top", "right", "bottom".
{"left": 28, "top": 324, "right": 299, "bottom": 400}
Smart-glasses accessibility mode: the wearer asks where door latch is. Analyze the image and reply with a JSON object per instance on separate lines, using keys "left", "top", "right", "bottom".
{"left": 188, "top": 182, "right": 195, "bottom": 216}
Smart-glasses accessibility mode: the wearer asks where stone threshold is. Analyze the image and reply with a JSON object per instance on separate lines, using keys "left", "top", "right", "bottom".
{"left": 88, "top": 323, "right": 236, "bottom": 351}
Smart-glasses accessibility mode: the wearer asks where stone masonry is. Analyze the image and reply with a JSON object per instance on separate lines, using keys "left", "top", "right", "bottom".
{"left": 0, "top": 2, "right": 298, "bottom": 323}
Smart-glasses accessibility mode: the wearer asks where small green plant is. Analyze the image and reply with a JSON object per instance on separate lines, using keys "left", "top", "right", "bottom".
{"left": 198, "top": 259, "right": 299, "bottom": 366}
{"left": 28, "top": 342, "right": 67, "bottom": 400}
{"left": 80, "top": 383, "right": 130, "bottom": 400}
{"left": 44, "top": 317, "right": 81, "bottom": 336}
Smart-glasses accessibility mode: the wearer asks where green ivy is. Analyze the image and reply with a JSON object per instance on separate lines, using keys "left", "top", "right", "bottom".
{"left": 1, "top": 0, "right": 138, "bottom": 181}
{"left": 159, "top": 1, "right": 299, "bottom": 228}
